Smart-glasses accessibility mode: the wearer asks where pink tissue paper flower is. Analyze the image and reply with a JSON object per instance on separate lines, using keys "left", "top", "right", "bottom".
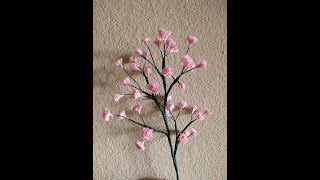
{"left": 129, "top": 56, "right": 137, "bottom": 63}
{"left": 195, "top": 112, "right": 204, "bottom": 120}
{"left": 203, "top": 108, "right": 212, "bottom": 116}
{"left": 133, "top": 104, "right": 143, "bottom": 115}
{"left": 162, "top": 67, "right": 172, "bottom": 77}
{"left": 178, "top": 132, "right": 189, "bottom": 144}
{"left": 154, "top": 38, "right": 162, "bottom": 48}
{"left": 115, "top": 58, "right": 123, "bottom": 68}
{"left": 103, "top": 108, "right": 113, "bottom": 121}
{"left": 196, "top": 60, "right": 207, "bottom": 69}
{"left": 144, "top": 51, "right": 150, "bottom": 59}
{"left": 131, "top": 90, "right": 142, "bottom": 99}
{"left": 135, "top": 140, "right": 145, "bottom": 151}
{"left": 178, "top": 83, "right": 186, "bottom": 90}
{"left": 187, "top": 35, "right": 198, "bottom": 46}
{"left": 131, "top": 62, "right": 140, "bottom": 71}
{"left": 146, "top": 82, "right": 160, "bottom": 94}
{"left": 167, "top": 95, "right": 172, "bottom": 102}
{"left": 165, "top": 38, "right": 176, "bottom": 47}
{"left": 165, "top": 104, "right": 175, "bottom": 112}
{"left": 142, "top": 38, "right": 151, "bottom": 45}
{"left": 135, "top": 48, "right": 143, "bottom": 56}
{"left": 159, "top": 29, "right": 172, "bottom": 40}
{"left": 122, "top": 77, "right": 131, "bottom": 86}
{"left": 182, "top": 55, "right": 195, "bottom": 70}
{"left": 178, "top": 101, "right": 187, "bottom": 110}
{"left": 190, "top": 106, "right": 198, "bottom": 114}
{"left": 119, "top": 111, "right": 127, "bottom": 120}
{"left": 190, "top": 128, "right": 198, "bottom": 137}
{"left": 169, "top": 44, "right": 179, "bottom": 53}
{"left": 140, "top": 128, "right": 153, "bottom": 140}
{"left": 144, "top": 67, "right": 153, "bottom": 76}
{"left": 112, "top": 94, "right": 124, "bottom": 102}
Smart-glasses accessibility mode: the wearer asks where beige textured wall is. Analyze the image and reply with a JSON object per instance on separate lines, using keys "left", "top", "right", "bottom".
{"left": 93, "top": 0, "right": 226, "bottom": 179}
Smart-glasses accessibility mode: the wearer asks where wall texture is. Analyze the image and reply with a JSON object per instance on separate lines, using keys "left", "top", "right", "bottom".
{"left": 93, "top": 0, "right": 226, "bottom": 179}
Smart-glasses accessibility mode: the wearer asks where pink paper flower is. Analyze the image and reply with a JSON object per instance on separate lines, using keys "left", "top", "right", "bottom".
{"left": 129, "top": 56, "right": 137, "bottom": 63}
{"left": 112, "top": 94, "right": 124, "bottom": 102}
{"left": 187, "top": 35, "right": 198, "bottom": 46}
{"left": 169, "top": 44, "right": 179, "bottom": 53}
{"left": 154, "top": 38, "right": 162, "bottom": 48}
{"left": 165, "top": 104, "right": 175, "bottom": 112}
{"left": 131, "top": 90, "right": 142, "bottom": 99}
{"left": 190, "top": 128, "right": 198, "bottom": 137}
{"left": 159, "top": 29, "right": 172, "bottom": 40}
{"left": 195, "top": 112, "right": 204, "bottom": 120}
{"left": 131, "top": 62, "right": 140, "bottom": 71}
{"left": 196, "top": 60, "right": 207, "bottom": 69}
{"left": 144, "top": 67, "right": 153, "bottom": 76}
{"left": 135, "top": 140, "right": 145, "bottom": 151}
{"left": 203, "top": 108, "right": 212, "bottom": 116}
{"left": 144, "top": 51, "right": 150, "bottom": 59}
{"left": 162, "top": 67, "right": 172, "bottom": 77}
{"left": 115, "top": 58, "right": 123, "bottom": 68}
{"left": 165, "top": 38, "right": 176, "bottom": 47}
{"left": 122, "top": 77, "right": 131, "bottom": 86}
{"left": 167, "top": 95, "right": 172, "bottom": 102}
{"left": 177, "top": 101, "right": 187, "bottom": 110}
{"left": 146, "top": 82, "right": 160, "bottom": 94}
{"left": 133, "top": 104, "right": 143, "bottom": 115}
{"left": 135, "top": 48, "right": 143, "bottom": 56}
{"left": 178, "top": 132, "right": 189, "bottom": 144}
{"left": 140, "top": 128, "right": 153, "bottom": 140}
{"left": 190, "top": 106, "right": 198, "bottom": 114}
{"left": 119, "top": 111, "right": 127, "bottom": 119}
{"left": 182, "top": 55, "right": 195, "bottom": 70}
{"left": 142, "top": 38, "right": 151, "bottom": 45}
{"left": 178, "top": 83, "right": 186, "bottom": 90}
{"left": 103, "top": 108, "right": 113, "bottom": 121}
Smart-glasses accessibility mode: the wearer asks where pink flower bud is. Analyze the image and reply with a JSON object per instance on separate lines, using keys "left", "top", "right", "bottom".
{"left": 144, "top": 67, "right": 153, "bottom": 76}
{"left": 190, "top": 128, "right": 198, "bottom": 137}
{"left": 195, "top": 112, "right": 204, "bottom": 120}
{"left": 167, "top": 95, "right": 172, "bottom": 102}
{"left": 103, "top": 108, "right": 113, "bottom": 121}
{"left": 132, "top": 104, "right": 143, "bottom": 115}
{"left": 182, "top": 55, "right": 195, "bottom": 70}
{"left": 178, "top": 83, "right": 186, "bottom": 90}
{"left": 140, "top": 128, "right": 153, "bottom": 140}
{"left": 135, "top": 140, "right": 145, "bottom": 151}
{"left": 146, "top": 82, "right": 160, "bottom": 94}
{"left": 159, "top": 29, "right": 172, "bottom": 40}
{"left": 119, "top": 111, "right": 127, "bottom": 120}
{"left": 154, "top": 38, "right": 162, "bottom": 48}
{"left": 178, "top": 132, "right": 189, "bottom": 144}
{"left": 112, "top": 94, "right": 124, "bottom": 102}
{"left": 122, "top": 77, "right": 131, "bottom": 86}
{"left": 135, "top": 48, "right": 143, "bottom": 56}
{"left": 196, "top": 60, "right": 207, "bottom": 69}
{"left": 144, "top": 51, "right": 150, "bottom": 59}
{"left": 142, "top": 38, "right": 151, "bottom": 45}
{"left": 131, "top": 90, "right": 142, "bottom": 99}
{"left": 190, "top": 106, "right": 198, "bottom": 114}
{"left": 187, "top": 35, "right": 198, "bottom": 46}
{"left": 165, "top": 104, "right": 175, "bottom": 112}
{"left": 165, "top": 38, "right": 175, "bottom": 47}
{"left": 115, "top": 58, "right": 123, "bottom": 68}
{"left": 162, "top": 67, "right": 172, "bottom": 77}
{"left": 131, "top": 62, "right": 140, "bottom": 71}
{"left": 203, "top": 108, "right": 212, "bottom": 116}
{"left": 177, "top": 101, "right": 187, "bottom": 110}
{"left": 129, "top": 56, "right": 137, "bottom": 63}
{"left": 169, "top": 44, "right": 179, "bottom": 53}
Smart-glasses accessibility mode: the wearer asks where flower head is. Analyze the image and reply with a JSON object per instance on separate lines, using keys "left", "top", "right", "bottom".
{"left": 115, "top": 58, "right": 123, "bottom": 68}
{"left": 131, "top": 62, "right": 140, "bottom": 71}
{"left": 177, "top": 101, "right": 187, "bottom": 110}
{"left": 103, "top": 109, "right": 113, "bottom": 121}
{"left": 144, "top": 67, "right": 153, "bottom": 76}
{"left": 140, "top": 128, "right": 153, "bottom": 140}
{"left": 169, "top": 44, "right": 179, "bottom": 53}
{"left": 165, "top": 38, "right": 176, "bottom": 47}
{"left": 135, "top": 140, "right": 145, "bottom": 151}
{"left": 190, "top": 128, "right": 198, "bottom": 137}
{"left": 178, "top": 132, "right": 189, "bottom": 144}
{"left": 162, "top": 67, "right": 172, "bottom": 77}
{"left": 154, "top": 38, "right": 162, "bottom": 48}
{"left": 187, "top": 35, "right": 198, "bottom": 46}
{"left": 196, "top": 60, "right": 207, "bottom": 69}
{"left": 129, "top": 56, "right": 137, "bottom": 63}
{"left": 178, "top": 83, "right": 186, "bottom": 90}
{"left": 122, "top": 77, "right": 131, "bottom": 86}
{"left": 119, "top": 111, "right": 127, "bottom": 120}
{"left": 195, "top": 112, "right": 204, "bottom": 120}
{"left": 135, "top": 48, "right": 143, "bottom": 56}
{"left": 144, "top": 51, "right": 150, "bottom": 59}
{"left": 142, "top": 38, "right": 151, "bottom": 45}
{"left": 131, "top": 90, "right": 142, "bottom": 99}
{"left": 112, "top": 94, "right": 124, "bottom": 102}
{"left": 165, "top": 104, "right": 175, "bottom": 112}
{"left": 133, "top": 104, "right": 143, "bottom": 115}
{"left": 167, "top": 95, "right": 172, "bottom": 102}
{"left": 190, "top": 106, "right": 198, "bottom": 114}
{"left": 182, "top": 55, "right": 195, "bottom": 70}
{"left": 146, "top": 82, "right": 160, "bottom": 94}
{"left": 203, "top": 108, "right": 212, "bottom": 116}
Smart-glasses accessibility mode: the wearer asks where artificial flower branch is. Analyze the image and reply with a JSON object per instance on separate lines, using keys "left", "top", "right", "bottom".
{"left": 105, "top": 29, "right": 211, "bottom": 180}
